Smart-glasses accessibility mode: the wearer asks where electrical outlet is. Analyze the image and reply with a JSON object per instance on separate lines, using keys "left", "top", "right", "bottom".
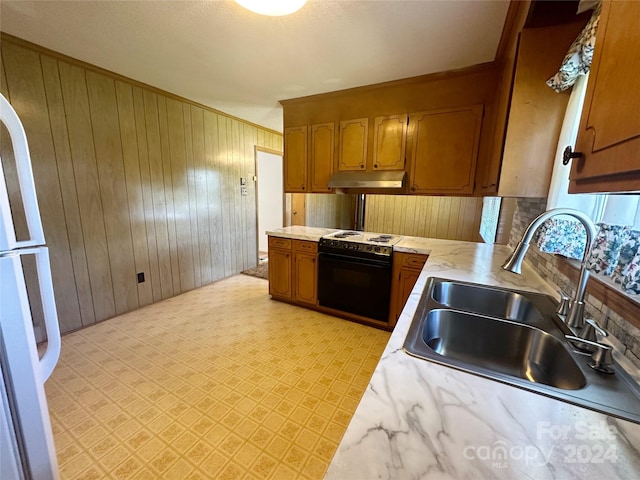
{"left": 137, "top": 272, "right": 145, "bottom": 283}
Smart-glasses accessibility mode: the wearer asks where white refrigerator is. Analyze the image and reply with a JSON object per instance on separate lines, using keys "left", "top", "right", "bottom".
{"left": 0, "top": 93, "right": 61, "bottom": 479}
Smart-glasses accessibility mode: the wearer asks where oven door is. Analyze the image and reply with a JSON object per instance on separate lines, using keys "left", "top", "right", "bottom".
{"left": 317, "top": 252, "right": 392, "bottom": 321}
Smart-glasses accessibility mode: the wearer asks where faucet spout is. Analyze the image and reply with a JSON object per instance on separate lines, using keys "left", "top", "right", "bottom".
{"left": 502, "top": 208, "right": 598, "bottom": 332}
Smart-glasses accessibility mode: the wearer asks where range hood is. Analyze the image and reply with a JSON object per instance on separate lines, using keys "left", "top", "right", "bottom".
{"left": 327, "top": 170, "right": 406, "bottom": 189}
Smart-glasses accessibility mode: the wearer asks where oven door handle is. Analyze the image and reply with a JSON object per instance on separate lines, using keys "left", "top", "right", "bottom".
{"left": 318, "top": 252, "right": 392, "bottom": 268}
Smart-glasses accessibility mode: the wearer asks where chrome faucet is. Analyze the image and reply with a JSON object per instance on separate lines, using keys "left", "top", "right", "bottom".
{"left": 502, "top": 208, "right": 598, "bottom": 333}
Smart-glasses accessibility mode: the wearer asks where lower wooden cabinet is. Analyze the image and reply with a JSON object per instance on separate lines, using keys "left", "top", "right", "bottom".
{"left": 268, "top": 237, "right": 428, "bottom": 331}
{"left": 293, "top": 241, "right": 318, "bottom": 305}
{"left": 268, "top": 237, "right": 318, "bottom": 305}
{"left": 389, "top": 252, "right": 429, "bottom": 327}
{"left": 268, "top": 238, "right": 292, "bottom": 299}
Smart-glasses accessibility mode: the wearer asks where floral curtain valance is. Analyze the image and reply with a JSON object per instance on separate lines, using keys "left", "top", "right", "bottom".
{"left": 536, "top": 218, "right": 587, "bottom": 260}
{"left": 536, "top": 220, "right": 640, "bottom": 295}
{"left": 546, "top": 3, "right": 601, "bottom": 92}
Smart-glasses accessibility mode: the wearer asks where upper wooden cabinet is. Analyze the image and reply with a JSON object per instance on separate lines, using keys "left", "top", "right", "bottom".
{"left": 310, "top": 122, "right": 334, "bottom": 193}
{"left": 569, "top": 0, "right": 640, "bottom": 193}
{"left": 498, "top": 17, "right": 588, "bottom": 197}
{"left": 284, "top": 123, "right": 334, "bottom": 193}
{"left": 407, "top": 105, "right": 483, "bottom": 195}
{"left": 280, "top": 62, "right": 499, "bottom": 196}
{"left": 284, "top": 126, "right": 307, "bottom": 192}
{"left": 338, "top": 114, "right": 409, "bottom": 173}
{"left": 338, "top": 118, "right": 368, "bottom": 171}
{"left": 373, "top": 114, "right": 408, "bottom": 171}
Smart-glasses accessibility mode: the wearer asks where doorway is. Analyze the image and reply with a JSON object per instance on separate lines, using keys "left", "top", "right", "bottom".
{"left": 255, "top": 148, "right": 284, "bottom": 261}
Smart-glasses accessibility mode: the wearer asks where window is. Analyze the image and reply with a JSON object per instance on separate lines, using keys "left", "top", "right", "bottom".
{"left": 542, "top": 74, "right": 640, "bottom": 295}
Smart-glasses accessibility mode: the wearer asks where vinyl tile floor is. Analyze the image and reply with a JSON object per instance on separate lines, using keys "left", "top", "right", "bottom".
{"left": 45, "top": 274, "right": 391, "bottom": 479}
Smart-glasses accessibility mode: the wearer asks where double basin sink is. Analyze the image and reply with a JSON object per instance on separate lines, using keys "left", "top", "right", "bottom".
{"left": 403, "top": 277, "right": 640, "bottom": 423}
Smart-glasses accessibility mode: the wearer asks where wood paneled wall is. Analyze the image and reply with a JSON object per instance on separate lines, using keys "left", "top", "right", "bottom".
{"left": 305, "top": 194, "right": 355, "bottom": 230}
{"left": 364, "top": 195, "right": 483, "bottom": 242}
{"left": 0, "top": 38, "right": 282, "bottom": 335}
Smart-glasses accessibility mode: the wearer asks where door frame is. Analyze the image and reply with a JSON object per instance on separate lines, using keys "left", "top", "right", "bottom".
{"left": 254, "top": 146, "right": 284, "bottom": 263}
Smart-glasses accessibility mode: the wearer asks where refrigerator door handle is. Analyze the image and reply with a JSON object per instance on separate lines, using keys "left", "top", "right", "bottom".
{"left": 0, "top": 93, "right": 46, "bottom": 250}
{"left": 32, "top": 247, "right": 61, "bottom": 381}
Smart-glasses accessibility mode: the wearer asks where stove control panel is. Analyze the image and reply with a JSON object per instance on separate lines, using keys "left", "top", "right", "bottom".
{"left": 319, "top": 238, "right": 393, "bottom": 256}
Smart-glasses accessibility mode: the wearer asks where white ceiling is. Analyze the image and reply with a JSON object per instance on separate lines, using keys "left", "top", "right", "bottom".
{"left": 0, "top": 0, "right": 510, "bottom": 132}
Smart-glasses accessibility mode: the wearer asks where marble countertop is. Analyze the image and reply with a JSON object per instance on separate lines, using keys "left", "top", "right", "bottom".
{"left": 266, "top": 227, "right": 436, "bottom": 256}
{"left": 323, "top": 238, "right": 640, "bottom": 479}
{"left": 266, "top": 226, "right": 338, "bottom": 242}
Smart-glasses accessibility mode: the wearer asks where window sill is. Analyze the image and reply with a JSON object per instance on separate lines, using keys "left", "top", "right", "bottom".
{"left": 556, "top": 256, "right": 640, "bottom": 330}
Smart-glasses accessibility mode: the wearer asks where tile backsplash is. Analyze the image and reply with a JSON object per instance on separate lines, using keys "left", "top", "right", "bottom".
{"left": 509, "top": 198, "right": 640, "bottom": 368}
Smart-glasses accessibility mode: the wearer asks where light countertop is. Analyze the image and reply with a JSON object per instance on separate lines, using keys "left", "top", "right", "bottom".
{"left": 265, "top": 227, "right": 439, "bottom": 256}
{"left": 266, "top": 227, "right": 640, "bottom": 478}
{"left": 325, "top": 239, "right": 640, "bottom": 479}
{"left": 266, "top": 226, "right": 338, "bottom": 242}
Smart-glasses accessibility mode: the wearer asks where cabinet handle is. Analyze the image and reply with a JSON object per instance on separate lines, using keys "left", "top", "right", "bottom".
{"left": 410, "top": 186, "right": 416, "bottom": 192}
{"left": 563, "top": 146, "right": 584, "bottom": 165}
{"left": 360, "top": 164, "right": 365, "bottom": 169}
{"left": 373, "top": 164, "right": 378, "bottom": 169}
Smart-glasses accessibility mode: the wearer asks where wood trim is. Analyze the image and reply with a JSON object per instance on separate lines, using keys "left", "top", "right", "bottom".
{"left": 570, "top": 171, "right": 640, "bottom": 194}
{"left": 279, "top": 62, "right": 497, "bottom": 105}
{"left": 556, "top": 258, "right": 640, "bottom": 331}
{"left": 254, "top": 146, "right": 284, "bottom": 264}
{"left": 316, "top": 304, "right": 391, "bottom": 331}
{"left": 1, "top": 32, "right": 282, "bottom": 136}
{"left": 495, "top": 0, "right": 532, "bottom": 62}
{"left": 255, "top": 145, "right": 283, "bottom": 156}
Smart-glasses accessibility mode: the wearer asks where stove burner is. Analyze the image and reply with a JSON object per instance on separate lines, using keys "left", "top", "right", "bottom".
{"left": 333, "top": 231, "right": 361, "bottom": 239}
{"left": 368, "top": 235, "right": 394, "bottom": 243}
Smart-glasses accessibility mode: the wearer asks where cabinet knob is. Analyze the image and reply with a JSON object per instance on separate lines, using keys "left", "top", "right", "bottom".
{"left": 373, "top": 164, "right": 378, "bottom": 169}
{"left": 410, "top": 186, "right": 416, "bottom": 192}
{"left": 360, "top": 164, "right": 365, "bottom": 169}
{"left": 563, "top": 146, "right": 584, "bottom": 165}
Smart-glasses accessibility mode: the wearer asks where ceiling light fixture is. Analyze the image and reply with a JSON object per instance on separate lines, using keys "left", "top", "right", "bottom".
{"left": 234, "top": 0, "right": 307, "bottom": 16}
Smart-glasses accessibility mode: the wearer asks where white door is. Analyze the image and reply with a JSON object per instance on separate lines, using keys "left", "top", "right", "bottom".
{"left": 256, "top": 150, "right": 284, "bottom": 253}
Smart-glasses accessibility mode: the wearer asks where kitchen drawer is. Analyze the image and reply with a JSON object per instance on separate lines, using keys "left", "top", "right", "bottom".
{"left": 398, "top": 253, "right": 428, "bottom": 270}
{"left": 294, "top": 240, "right": 318, "bottom": 254}
{"left": 269, "top": 237, "right": 292, "bottom": 250}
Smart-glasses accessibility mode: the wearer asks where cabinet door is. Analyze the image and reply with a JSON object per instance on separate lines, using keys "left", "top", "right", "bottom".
{"left": 294, "top": 253, "right": 317, "bottom": 305}
{"left": 338, "top": 118, "right": 368, "bottom": 171}
{"left": 570, "top": 1, "right": 640, "bottom": 193}
{"left": 284, "top": 126, "right": 307, "bottom": 192}
{"left": 268, "top": 248, "right": 292, "bottom": 299}
{"left": 498, "top": 18, "right": 586, "bottom": 197}
{"left": 408, "top": 105, "right": 483, "bottom": 195}
{"left": 373, "top": 114, "right": 407, "bottom": 170}
{"left": 389, "top": 253, "right": 428, "bottom": 327}
{"left": 310, "top": 122, "right": 334, "bottom": 192}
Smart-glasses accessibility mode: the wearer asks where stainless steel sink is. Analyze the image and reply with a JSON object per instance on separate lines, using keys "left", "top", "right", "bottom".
{"left": 431, "top": 281, "right": 542, "bottom": 323}
{"left": 404, "top": 277, "right": 640, "bottom": 424}
{"left": 423, "top": 309, "right": 586, "bottom": 390}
